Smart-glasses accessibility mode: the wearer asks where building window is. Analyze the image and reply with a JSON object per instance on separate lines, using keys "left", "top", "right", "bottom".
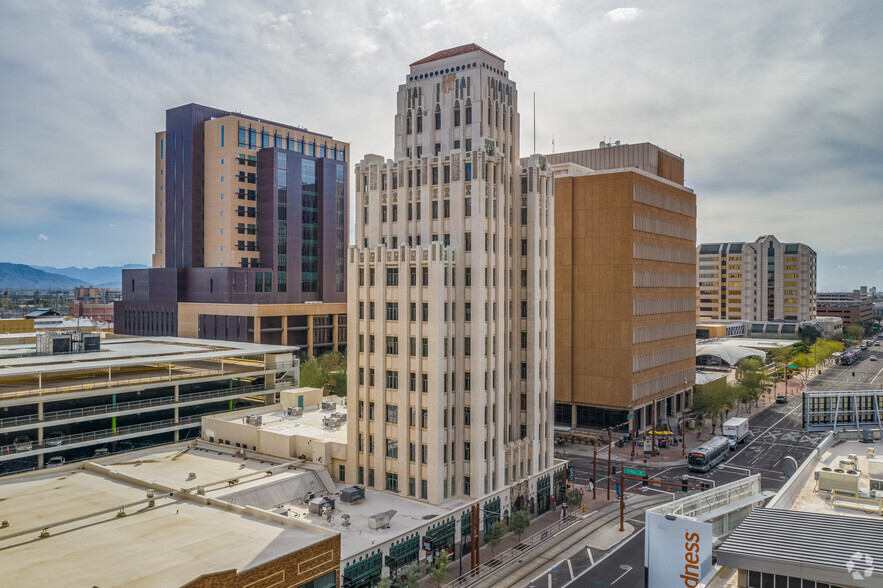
{"left": 385, "top": 371, "right": 399, "bottom": 390}
{"left": 421, "top": 337, "right": 429, "bottom": 357}
{"left": 386, "top": 267, "right": 399, "bottom": 286}
{"left": 422, "top": 302, "right": 429, "bottom": 321}
{"left": 386, "top": 335, "right": 398, "bottom": 355}
{"left": 386, "top": 472, "right": 398, "bottom": 492}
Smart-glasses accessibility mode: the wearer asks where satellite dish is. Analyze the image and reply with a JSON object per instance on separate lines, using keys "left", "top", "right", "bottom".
{"left": 781, "top": 456, "right": 799, "bottom": 478}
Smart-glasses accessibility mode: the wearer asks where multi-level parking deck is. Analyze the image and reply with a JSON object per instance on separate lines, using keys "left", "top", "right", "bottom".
{"left": 0, "top": 336, "right": 298, "bottom": 472}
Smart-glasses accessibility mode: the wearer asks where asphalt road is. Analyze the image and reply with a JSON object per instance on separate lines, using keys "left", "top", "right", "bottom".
{"left": 537, "top": 357, "right": 883, "bottom": 587}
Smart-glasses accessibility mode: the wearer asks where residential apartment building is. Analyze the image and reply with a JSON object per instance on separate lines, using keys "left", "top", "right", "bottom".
{"left": 116, "top": 104, "right": 348, "bottom": 356}
{"left": 697, "top": 235, "right": 817, "bottom": 322}
{"left": 549, "top": 143, "right": 696, "bottom": 431}
{"left": 347, "top": 44, "right": 556, "bottom": 507}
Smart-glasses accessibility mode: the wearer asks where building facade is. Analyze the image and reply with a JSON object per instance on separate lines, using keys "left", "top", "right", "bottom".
{"left": 697, "top": 235, "right": 817, "bottom": 322}
{"left": 815, "top": 302, "right": 874, "bottom": 326}
{"left": 549, "top": 144, "right": 697, "bottom": 431}
{"left": 346, "top": 44, "right": 555, "bottom": 506}
{"left": 116, "top": 104, "right": 348, "bottom": 354}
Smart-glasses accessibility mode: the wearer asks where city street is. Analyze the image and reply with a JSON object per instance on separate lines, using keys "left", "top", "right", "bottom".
{"left": 530, "top": 355, "right": 880, "bottom": 587}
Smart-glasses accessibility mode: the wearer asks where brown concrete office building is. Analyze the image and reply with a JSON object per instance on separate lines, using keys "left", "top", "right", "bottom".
{"left": 116, "top": 104, "right": 348, "bottom": 356}
{"left": 550, "top": 143, "right": 696, "bottom": 432}
{"left": 816, "top": 302, "right": 874, "bottom": 326}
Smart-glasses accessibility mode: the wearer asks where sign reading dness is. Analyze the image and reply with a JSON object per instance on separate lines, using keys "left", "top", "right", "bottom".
{"left": 645, "top": 512, "right": 712, "bottom": 588}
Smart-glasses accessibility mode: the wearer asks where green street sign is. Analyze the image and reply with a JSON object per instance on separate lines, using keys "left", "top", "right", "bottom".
{"left": 624, "top": 468, "right": 646, "bottom": 477}
{"left": 787, "top": 365, "right": 798, "bottom": 369}
{"left": 627, "top": 414, "right": 634, "bottom": 420}
{"left": 846, "top": 339, "right": 854, "bottom": 341}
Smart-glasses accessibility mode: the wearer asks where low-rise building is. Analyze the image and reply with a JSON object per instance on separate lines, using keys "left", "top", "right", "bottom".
{"left": 816, "top": 301, "right": 874, "bottom": 326}
{"left": 0, "top": 446, "right": 340, "bottom": 587}
{"left": 0, "top": 336, "right": 297, "bottom": 472}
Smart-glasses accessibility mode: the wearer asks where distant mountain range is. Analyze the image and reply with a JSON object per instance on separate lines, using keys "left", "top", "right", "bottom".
{"left": 0, "top": 263, "right": 148, "bottom": 290}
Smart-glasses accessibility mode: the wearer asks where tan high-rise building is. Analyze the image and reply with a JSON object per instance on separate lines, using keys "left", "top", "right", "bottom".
{"left": 347, "top": 45, "right": 555, "bottom": 507}
{"left": 549, "top": 143, "right": 696, "bottom": 432}
{"left": 698, "top": 235, "right": 817, "bottom": 322}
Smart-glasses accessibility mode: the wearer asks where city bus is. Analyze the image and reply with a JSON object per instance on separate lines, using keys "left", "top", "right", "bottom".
{"left": 688, "top": 436, "right": 730, "bottom": 473}
{"left": 840, "top": 348, "right": 861, "bottom": 365}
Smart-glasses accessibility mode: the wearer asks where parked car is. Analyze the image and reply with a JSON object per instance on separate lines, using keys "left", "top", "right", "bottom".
{"left": 93, "top": 447, "right": 110, "bottom": 457}
{"left": 13, "top": 436, "right": 33, "bottom": 452}
{"left": 871, "top": 355, "right": 878, "bottom": 362}
{"left": 46, "top": 456, "right": 65, "bottom": 468}
{"left": 45, "top": 431, "right": 64, "bottom": 446}
{"left": 776, "top": 395, "right": 788, "bottom": 404}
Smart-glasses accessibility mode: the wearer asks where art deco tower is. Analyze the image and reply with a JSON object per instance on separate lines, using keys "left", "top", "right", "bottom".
{"left": 347, "top": 45, "right": 555, "bottom": 506}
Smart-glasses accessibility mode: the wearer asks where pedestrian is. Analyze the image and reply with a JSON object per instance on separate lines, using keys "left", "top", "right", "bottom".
{"left": 589, "top": 478, "right": 594, "bottom": 493}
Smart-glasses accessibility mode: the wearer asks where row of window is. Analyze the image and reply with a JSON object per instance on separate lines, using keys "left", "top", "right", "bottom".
{"left": 236, "top": 126, "right": 346, "bottom": 160}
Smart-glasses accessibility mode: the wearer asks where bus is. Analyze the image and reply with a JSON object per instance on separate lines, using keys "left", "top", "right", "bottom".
{"left": 840, "top": 348, "right": 861, "bottom": 365}
{"left": 688, "top": 436, "right": 730, "bottom": 473}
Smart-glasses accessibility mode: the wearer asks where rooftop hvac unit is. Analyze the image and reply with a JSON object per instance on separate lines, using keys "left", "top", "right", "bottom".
{"left": 340, "top": 486, "right": 365, "bottom": 504}
{"left": 308, "top": 496, "right": 336, "bottom": 515}
{"left": 324, "top": 416, "right": 344, "bottom": 428}
{"left": 839, "top": 458, "right": 857, "bottom": 472}
{"left": 368, "top": 510, "right": 396, "bottom": 530}
{"left": 869, "top": 458, "right": 883, "bottom": 479}
{"left": 330, "top": 412, "right": 347, "bottom": 423}
{"left": 285, "top": 407, "right": 303, "bottom": 417}
{"left": 817, "top": 468, "right": 860, "bottom": 496}
{"left": 245, "top": 415, "right": 263, "bottom": 426}
{"left": 871, "top": 478, "right": 883, "bottom": 492}
{"left": 321, "top": 401, "right": 337, "bottom": 411}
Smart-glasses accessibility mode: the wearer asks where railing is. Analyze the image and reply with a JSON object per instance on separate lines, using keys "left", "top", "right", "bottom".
{"left": 0, "top": 413, "right": 213, "bottom": 455}
{"left": 0, "top": 360, "right": 298, "bottom": 401}
{"left": 0, "top": 382, "right": 279, "bottom": 428}
{"left": 441, "top": 514, "right": 581, "bottom": 588}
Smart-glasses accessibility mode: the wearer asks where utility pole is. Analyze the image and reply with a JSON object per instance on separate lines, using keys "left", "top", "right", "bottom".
{"left": 592, "top": 443, "right": 597, "bottom": 500}
{"left": 619, "top": 470, "right": 625, "bottom": 531}
{"left": 607, "top": 427, "right": 612, "bottom": 501}
{"left": 651, "top": 402, "right": 657, "bottom": 457}
{"left": 682, "top": 378, "right": 688, "bottom": 458}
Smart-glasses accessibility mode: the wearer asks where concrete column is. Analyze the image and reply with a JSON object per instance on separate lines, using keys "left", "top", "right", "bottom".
{"left": 253, "top": 316, "right": 262, "bottom": 344}
{"left": 37, "top": 402, "right": 44, "bottom": 469}
{"left": 307, "top": 314, "right": 314, "bottom": 358}
{"left": 332, "top": 313, "right": 339, "bottom": 351}
{"left": 281, "top": 315, "right": 289, "bottom": 346}
{"left": 174, "top": 385, "right": 179, "bottom": 442}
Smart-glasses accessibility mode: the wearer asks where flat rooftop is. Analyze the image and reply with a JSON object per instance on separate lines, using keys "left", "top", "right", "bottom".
{"left": 0, "top": 445, "right": 332, "bottom": 587}
{"left": 710, "top": 338, "right": 798, "bottom": 350}
{"left": 208, "top": 401, "right": 349, "bottom": 445}
{"left": 789, "top": 438, "right": 883, "bottom": 520}
{"left": 0, "top": 337, "right": 296, "bottom": 400}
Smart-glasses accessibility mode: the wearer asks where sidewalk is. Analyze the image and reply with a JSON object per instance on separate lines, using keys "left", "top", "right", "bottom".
{"left": 418, "top": 499, "right": 616, "bottom": 587}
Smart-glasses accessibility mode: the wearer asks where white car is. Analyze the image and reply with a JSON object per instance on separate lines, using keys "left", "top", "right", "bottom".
{"left": 46, "top": 456, "right": 65, "bottom": 468}
{"left": 871, "top": 355, "right": 877, "bottom": 362}
{"left": 45, "top": 431, "right": 64, "bottom": 446}
{"left": 13, "top": 436, "right": 33, "bottom": 452}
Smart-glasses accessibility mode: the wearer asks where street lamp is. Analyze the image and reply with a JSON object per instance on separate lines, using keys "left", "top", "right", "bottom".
{"left": 682, "top": 377, "right": 688, "bottom": 458}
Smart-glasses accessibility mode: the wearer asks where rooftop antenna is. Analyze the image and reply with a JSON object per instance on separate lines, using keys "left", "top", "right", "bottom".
{"left": 552, "top": 135, "right": 555, "bottom": 154}
{"left": 533, "top": 92, "right": 536, "bottom": 155}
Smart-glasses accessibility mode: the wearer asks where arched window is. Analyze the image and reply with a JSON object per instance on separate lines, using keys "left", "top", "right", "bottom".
{"left": 454, "top": 101, "right": 461, "bottom": 127}
{"left": 406, "top": 109, "right": 412, "bottom": 135}
{"left": 434, "top": 104, "right": 441, "bottom": 130}
{"left": 465, "top": 99, "right": 472, "bottom": 125}
{"left": 417, "top": 107, "right": 423, "bottom": 133}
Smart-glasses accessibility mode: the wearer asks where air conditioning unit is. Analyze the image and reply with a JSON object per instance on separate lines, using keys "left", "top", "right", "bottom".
{"left": 245, "top": 415, "right": 263, "bottom": 426}
{"left": 340, "top": 486, "right": 366, "bottom": 504}
{"left": 285, "top": 407, "right": 303, "bottom": 417}
{"left": 321, "top": 401, "right": 337, "bottom": 411}
{"left": 368, "top": 510, "right": 397, "bottom": 530}
{"left": 308, "top": 496, "right": 336, "bottom": 515}
{"left": 817, "top": 468, "right": 860, "bottom": 496}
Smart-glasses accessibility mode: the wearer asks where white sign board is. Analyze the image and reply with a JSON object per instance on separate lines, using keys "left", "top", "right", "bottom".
{"left": 645, "top": 511, "right": 712, "bottom": 588}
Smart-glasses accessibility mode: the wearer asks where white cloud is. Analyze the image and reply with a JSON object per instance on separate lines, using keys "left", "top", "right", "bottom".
{"left": 605, "top": 7, "right": 642, "bottom": 23}
{"left": 37, "top": 234, "right": 48, "bottom": 241}
{"left": 421, "top": 19, "right": 443, "bottom": 30}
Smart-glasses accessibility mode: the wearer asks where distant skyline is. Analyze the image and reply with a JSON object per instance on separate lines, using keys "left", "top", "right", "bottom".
{"left": 1, "top": 1, "right": 881, "bottom": 290}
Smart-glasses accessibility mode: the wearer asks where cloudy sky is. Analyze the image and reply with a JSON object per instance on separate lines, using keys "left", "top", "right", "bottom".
{"left": 1, "top": 1, "right": 881, "bottom": 290}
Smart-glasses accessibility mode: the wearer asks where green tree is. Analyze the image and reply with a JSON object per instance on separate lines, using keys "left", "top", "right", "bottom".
{"left": 299, "top": 357, "right": 328, "bottom": 388}
{"left": 735, "top": 357, "right": 767, "bottom": 410}
{"left": 844, "top": 324, "right": 865, "bottom": 344}
{"left": 318, "top": 350, "right": 346, "bottom": 373}
{"left": 395, "top": 562, "right": 422, "bottom": 588}
{"left": 485, "top": 520, "right": 507, "bottom": 559}
{"left": 376, "top": 577, "right": 393, "bottom": 588}
{"left": 330, "top": 368, "right": 348, "bottom": 396}
{"left": 692, "top": 384, "right": 735, "bottom": 434}
{"left": 566, "top": 488, "right": 582, "bottom": 508}
{"left": 427, "top": 550, "right": 449, "bottom": 588}
{"left": 509, "top": 509, "right": 531, "bottom": 542}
